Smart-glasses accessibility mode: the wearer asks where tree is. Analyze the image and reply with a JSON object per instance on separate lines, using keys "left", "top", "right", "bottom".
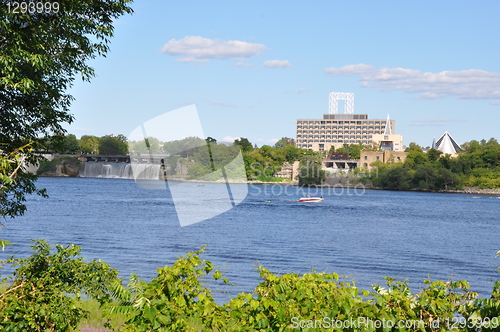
{"left": 413, "top": 164, "right": 437, "bottom": 190}
{"left": 234, "top": 137, "right": 253, "bottom": 152}
{"left": 376, "top": 166, "right": 412, "bottom": 190}
{"left": 98, "top": 135, "right": 128, "bottom": 155}
{"left": 298, "top": 155, "right": 326, "bottom": 186}
{"left": 438, "top": 168, "right": 460, "bottom": 190}
{"left": 283, "top": 144, "right": 300, "bottom": 162}
{"left": 0, "top": 240, "right": 119, "bottom": 331}
{"left": 348, "top": 142, "right": 364, "bottom": 159}
{"left": 274, "top": 137, "right": 295, "bottom": 149}
{"left": 0, "top": 0, "right": 134, "bottom": 217}
{"left": 79, "top": 135, "right": 100, "bottom": 154}
{"left": 405, "top": 142, "right": 424, "bottom": 152}
{"left": 427, "top": 148, "right": 442, "bottom": 162}
{"left": 205, "top": 137, "right": 217, "bottom": 144}
{"left": 54, "top": 134, "right": 80, "bottom": 154}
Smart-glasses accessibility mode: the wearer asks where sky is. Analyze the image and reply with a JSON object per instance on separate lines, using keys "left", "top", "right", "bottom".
{"left": 66, "top": 0, "right": 500, "bottom": 148}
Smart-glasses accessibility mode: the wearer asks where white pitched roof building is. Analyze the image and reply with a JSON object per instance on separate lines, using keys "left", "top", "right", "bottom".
{"left": 433, "top": 131, "right": 461, "bottom": 154}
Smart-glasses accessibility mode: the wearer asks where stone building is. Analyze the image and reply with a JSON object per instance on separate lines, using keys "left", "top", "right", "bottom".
{"left": 359, "top": 150, "right": 407, "bottom": 170}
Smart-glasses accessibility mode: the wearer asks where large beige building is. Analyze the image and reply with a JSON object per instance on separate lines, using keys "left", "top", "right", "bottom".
{"left": 296, "top": 113, "right": 403, "bottom": 152}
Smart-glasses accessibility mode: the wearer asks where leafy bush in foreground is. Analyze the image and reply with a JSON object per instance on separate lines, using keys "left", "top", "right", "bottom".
{"left": 108, "top": 248, "right": 499, "bottom": 332}
{"left": 1, "top": 244, "right": 500, "bottom": 331}
{"left": 0, "top": 240, "right": 118, "bottom": 331}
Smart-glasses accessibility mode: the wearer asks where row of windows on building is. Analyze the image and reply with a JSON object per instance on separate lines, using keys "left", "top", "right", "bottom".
{"left": 297, "top": 120, "right": 384, "bottom": 125}
{"left": 297, "top": 131, "right": 382, "bottom": 136}
{"left": 296, "top": 140, "right": 373, "bottom": 148}
{"left": 297, "top": 126, "right": 386, "bottom": 131}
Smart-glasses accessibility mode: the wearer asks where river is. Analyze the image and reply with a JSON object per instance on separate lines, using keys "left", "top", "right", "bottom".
{"left": 1, "top": 177, "right": 499, "bottom": 303}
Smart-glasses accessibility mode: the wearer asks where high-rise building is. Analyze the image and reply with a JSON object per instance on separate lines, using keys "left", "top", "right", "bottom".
{"left": 296, "top": 93, "right": 404, "bottom": 152}
{"left": 296, "top": 111, "right": 404, "bottom": 152}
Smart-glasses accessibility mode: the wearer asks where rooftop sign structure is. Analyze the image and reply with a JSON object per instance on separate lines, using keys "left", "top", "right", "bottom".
{"left": 329, "top": 92, "right": 354, "bottom": 114}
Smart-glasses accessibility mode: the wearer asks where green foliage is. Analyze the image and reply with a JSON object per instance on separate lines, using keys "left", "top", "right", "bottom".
{"left": 365, "top": 138, "right": 500, "bottom": 191}
{"left": 36, "top": 156, "right": 80, "bottom": 176}
{"left": 0, "top": 0, "right": 133, "bottom": 217}
{"left": 234, "top": 137, "right": 254, "bottom": 152}
{"left": 110, "top": 246, "right": 227, "bottom": 331}
{"left": 76, "top": 298, "right": 130, "bottom": 332}
{"left": 0, "top": 144, "right": 47, "bottom": 218}
{"left": 274, "top": 137, "right": 295, "bottom": 150}
{"left": 79, "top": 135, "right": 100, "bottom": 154}
{"left": 99, "top": 135, "right": 129, "bottom": 155}
{"left": 1, "top": 245, "right": 500, "bottom": 331}
{"left": 348, "top": 142, "right": 364, "bottom": 160}
{"left": 163, "top": 137, "right": 206, "bottom": 158}
{"left": 101, "top": 247, "right": 499, "bottom": 331}
{"left": 427, "top": 148, "right": 442, "bottom": 162}
{"left": 182, "top": 142, "right": 243, "bottom": 180}
{"left": 298, "top": 155, "right": 326, "bottom": 186}
{"left": 0, "top": 240, "right": 119, "bottom": 331}
{"left": 372, "top": 165, "right": 413, "bottom": 190}
{"left": 49, "top": 134, "right": 81, "bottom": 154}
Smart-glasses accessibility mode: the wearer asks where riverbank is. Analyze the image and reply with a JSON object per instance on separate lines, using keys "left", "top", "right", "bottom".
{"left": 361, "top": 185, "right": 500, "bottom": 196}
{"left": 31, "top": 173, "right": 500, "bottom": 196}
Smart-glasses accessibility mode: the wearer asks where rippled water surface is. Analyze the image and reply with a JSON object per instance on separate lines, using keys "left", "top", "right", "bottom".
{"left": 1, "top": 177, "right": 499, "bottom": 301}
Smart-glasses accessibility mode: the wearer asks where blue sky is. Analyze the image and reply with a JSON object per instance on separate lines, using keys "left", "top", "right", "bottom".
{"left": 67, "top": 0, "right": 500, "bottom": 148}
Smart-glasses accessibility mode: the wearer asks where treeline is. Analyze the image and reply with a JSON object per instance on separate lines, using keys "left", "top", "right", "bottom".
{"left": 48, "top": 134, "right": 500, "bottom": 189}
{"left": 364, "top": 138, "right": 500, "bottom": 190}
{"left": 1, "top": 242, "right": 500, "bottom": 331}
{"left": 177, "top": 137, "right": 326, "bottom": 184}
{"left": 44, "top": 134, "right": 328, "bottom": 184}
{"left": 46, "top": 134, "right": 129, "bottom": 155}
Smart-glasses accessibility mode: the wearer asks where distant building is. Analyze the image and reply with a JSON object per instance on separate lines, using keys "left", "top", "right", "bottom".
{"left": 323, "top": 151, "right": 358, "bottom": 171}
{"left": 360, "top": 150, "right": 407, "bottom": 170}
{"left": 296, "top": 113, "right": 396, "bottom": 151}
{"left": 433, "top": 131, "right": 461, "bottom": 155}
{"left": 296, "top": 93, "right": 403, "bottom": 152}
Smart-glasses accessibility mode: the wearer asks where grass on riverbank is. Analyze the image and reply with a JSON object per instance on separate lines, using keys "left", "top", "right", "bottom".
{"left": 0, "top": 283, "right": 128, "bottom": 332}
{"left": 76, "top": 299, "right": 129, "bottom": 332}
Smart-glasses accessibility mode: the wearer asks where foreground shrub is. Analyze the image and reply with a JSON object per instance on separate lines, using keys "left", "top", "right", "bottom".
{"left": 0, "top": 240, "right": 118, "bottom": 331}
{"left": 109, "top": 248, "right": 498, "bottom": 332}
{"left": 1, "top": 244, "right": 499, "bottom": 331}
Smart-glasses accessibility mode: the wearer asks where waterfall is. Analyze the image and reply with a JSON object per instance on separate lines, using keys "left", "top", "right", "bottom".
{"left": 79, "top": 162, "right": 161, "bottom": 180}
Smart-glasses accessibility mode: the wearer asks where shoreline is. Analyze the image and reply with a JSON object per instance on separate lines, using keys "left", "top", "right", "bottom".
{"left": 40, "top": 176, "right": 500, "bottom": 196}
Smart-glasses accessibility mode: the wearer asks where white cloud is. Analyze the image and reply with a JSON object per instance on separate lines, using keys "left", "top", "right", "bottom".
{"left": 410, "top": 117, "right": 465, "bottom": 127}
{"left": 222, "top": 136, "right": 240, "bottom": 142}
{"left": 325, "top": 64, "right": 500, "bottom": 100}
{"left": 297, "top": 88, "right": 310, "bottom": 94}
{"left": 235, "top": 61, "right": 255, "bottom": 68}
{"left": 161, "top": 36, "right": 267, "bottom": 63}
{"left": 324, "top": 63, "right": 375, "bottom": 76}
{"left": 491, "top": 100, "right": 500, "bottom": 105}
{"left": 263, "top": 60, "right": 292, "bottom": 68}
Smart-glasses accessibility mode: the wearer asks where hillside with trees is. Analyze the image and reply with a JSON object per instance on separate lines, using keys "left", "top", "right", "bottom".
{"left": 362, "top": 138, "right": 500, "bottom": 191}
{"left": 37, "top": 133, "right": 500, "bottom": 191}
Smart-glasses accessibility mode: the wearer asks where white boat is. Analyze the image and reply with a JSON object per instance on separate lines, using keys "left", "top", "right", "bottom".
{"left": 298, "top": 197, "right": 324, "bottom": 203}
